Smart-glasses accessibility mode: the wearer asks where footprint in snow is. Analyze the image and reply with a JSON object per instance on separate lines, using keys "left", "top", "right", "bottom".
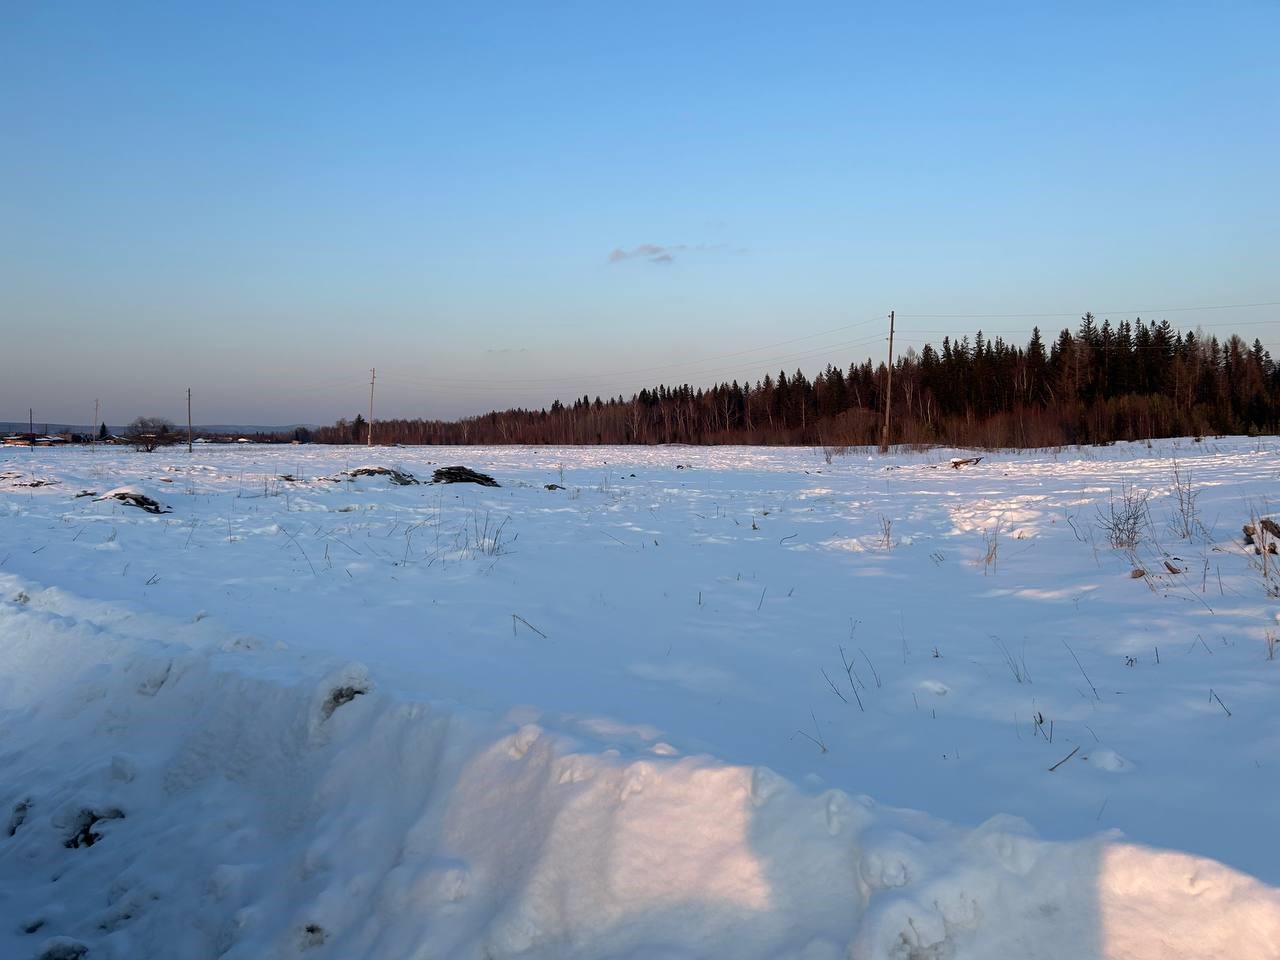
{"left": 36, "top": 939, "right": 89, "bottom": 960}
{"left": 301, "top": 924, "right": 327, "bottom": 948}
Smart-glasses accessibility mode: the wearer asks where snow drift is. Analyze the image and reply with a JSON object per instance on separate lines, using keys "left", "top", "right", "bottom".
{"left": 2, "top": 578, "right": 1276, "bottom": 960}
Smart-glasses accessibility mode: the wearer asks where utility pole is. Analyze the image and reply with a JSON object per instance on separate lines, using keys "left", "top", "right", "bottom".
{"left": 29, "top": 408, "right": 33, "bottom": 439}
{"left": 368, "top": 368, "right": 376, "bottom": 447}
{"left": 187, "top": 388, "right": 193, "bottom": 453}
{"left": 880, "top": 310, "right": 895, "bottom": 454}
{"left": 93, "top": 398, "right": 100, "bottom": 447}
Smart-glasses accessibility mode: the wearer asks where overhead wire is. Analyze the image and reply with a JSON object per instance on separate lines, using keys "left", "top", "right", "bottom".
{"left": 906, "top": 317, "right": 1280, "bottom": 337}
{"left": 377, "top": 314, "right": 888, "bottom": 388}
{"left": 337, "top": 298, "right": 1277, "bottom": 413}
{"left": 896, "top": 300, "right": 1280, "bottom": 320}
{"left": 334, "top": 300, "right": 1277, "bottom": 392}
{"left": 377, "top": 331, "right": 889, "bottom": 391}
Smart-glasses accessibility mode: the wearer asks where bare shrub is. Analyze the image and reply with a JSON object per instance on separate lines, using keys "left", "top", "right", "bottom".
{"left": 1169, "top": 460, "right": 1202, "bottom": 539}
{"left": 878, "top": 515, "right": 894, "bottom": 551}
{"left": 1097, "top": 484, "right": 1150, "bottom": 549}
{"left": 126, "top": 416, "right": 176, "bottom": 453}
{"left": 981, "top": 523, "right": 1000, "bottom": 574}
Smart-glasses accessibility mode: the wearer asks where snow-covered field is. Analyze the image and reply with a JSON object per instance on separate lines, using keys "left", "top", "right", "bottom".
{"left": 2, "top": 438, "right": 1278, "bottom": 959}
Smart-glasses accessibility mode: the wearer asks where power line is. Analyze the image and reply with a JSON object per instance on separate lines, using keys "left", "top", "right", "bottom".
{"left": 379, "top": 330, "right": 888, "bottom": 388}
{"left": 880, "top": 310, "right": 894, "bottom": 454}
{"left": 375, "top": 313, "right": 1276, "bottom": 400}
{"left": 376, "top": 332, "right": 889, "bottom": 393}
{"left": 242, "top": 303, "right": 1272, "bottom": 405}
{"left": 897, "top": 300, "right": 1280, "bottom": 320}
{"left": 375, "top": 303, "right": 1274, "bottom": 393}
{"left": 379, "top": 314, "right": 888, "bottom": 388}
{"left": 906, "top": 317, "right": 1280, "bottom": 336}
{"left": 208, "top": 300, "right": 1274, "bottom": 422}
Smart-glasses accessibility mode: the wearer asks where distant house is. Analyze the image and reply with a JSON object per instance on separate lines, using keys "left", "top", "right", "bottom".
{"left": 1, "top": 433, "right": 61, "bottom": 446}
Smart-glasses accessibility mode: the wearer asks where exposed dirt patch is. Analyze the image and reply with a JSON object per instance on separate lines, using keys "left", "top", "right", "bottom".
{"left": 92, "top": 489, "right": 171, "bottom": 514}
{"left": 343, "top": 466, "right": 419, "bottom": 485}
{"left": 321, "top": 684, "right": 368, "bottom": 720}
{"left": 64, "top": 808, "right": 125, "bottom": 849}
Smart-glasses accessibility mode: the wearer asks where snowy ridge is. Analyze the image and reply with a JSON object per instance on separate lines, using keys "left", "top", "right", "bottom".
{"left": 2, "top": 578, "right": 1277, "bottom": 960}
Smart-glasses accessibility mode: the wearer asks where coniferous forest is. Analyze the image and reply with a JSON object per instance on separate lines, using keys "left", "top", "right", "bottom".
{"left": 312, "top": 316, "right": 1280, "bottom": 448}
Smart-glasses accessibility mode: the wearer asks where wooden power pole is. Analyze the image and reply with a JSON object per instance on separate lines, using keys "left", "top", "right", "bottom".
{"left": 880, "top": 310, "right": 895, "bottom": 453}
{"left": 368, "top": 368, "right": 376, "bottom": 447}
{"left": 187, "top": 388, "right": 193, "bottom": 452}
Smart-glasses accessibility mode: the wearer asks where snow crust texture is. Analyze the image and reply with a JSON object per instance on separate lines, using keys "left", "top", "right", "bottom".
{"left": 3, "top": 588, "right": 1278, "bottom": 959}
{"left": 2, "top": 439, "right": 1279, "bottom": 957}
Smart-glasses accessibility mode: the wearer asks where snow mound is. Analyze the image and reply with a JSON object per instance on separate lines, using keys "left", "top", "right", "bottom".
{"left": 341, "top": 465, "right": 419, "bottom": 485}
{"left": 91, "top": 486, "right": 171, "bottom": 514}
{"left": 1, "top": 582, "right": 1277, "bottom": 960}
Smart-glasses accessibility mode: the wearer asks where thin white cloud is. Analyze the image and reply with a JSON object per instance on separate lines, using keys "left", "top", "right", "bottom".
{"left": 608, "top": 242, "right": 736, "bottom": 265}
{"left": 608, "top": 243, "right": 686, "bottom": 265}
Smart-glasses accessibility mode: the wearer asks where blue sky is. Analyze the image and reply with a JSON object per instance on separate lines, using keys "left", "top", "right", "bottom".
{"left": 2, "top": 1, "right": 1277, "bottom": 425}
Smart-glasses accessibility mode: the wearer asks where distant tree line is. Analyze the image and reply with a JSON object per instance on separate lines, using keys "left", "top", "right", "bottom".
{"left": 117, "top": 418, "right": 307, "bottom": 448}
{"left": 309, "top": 317, "right": 1279, "bottom": 448}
